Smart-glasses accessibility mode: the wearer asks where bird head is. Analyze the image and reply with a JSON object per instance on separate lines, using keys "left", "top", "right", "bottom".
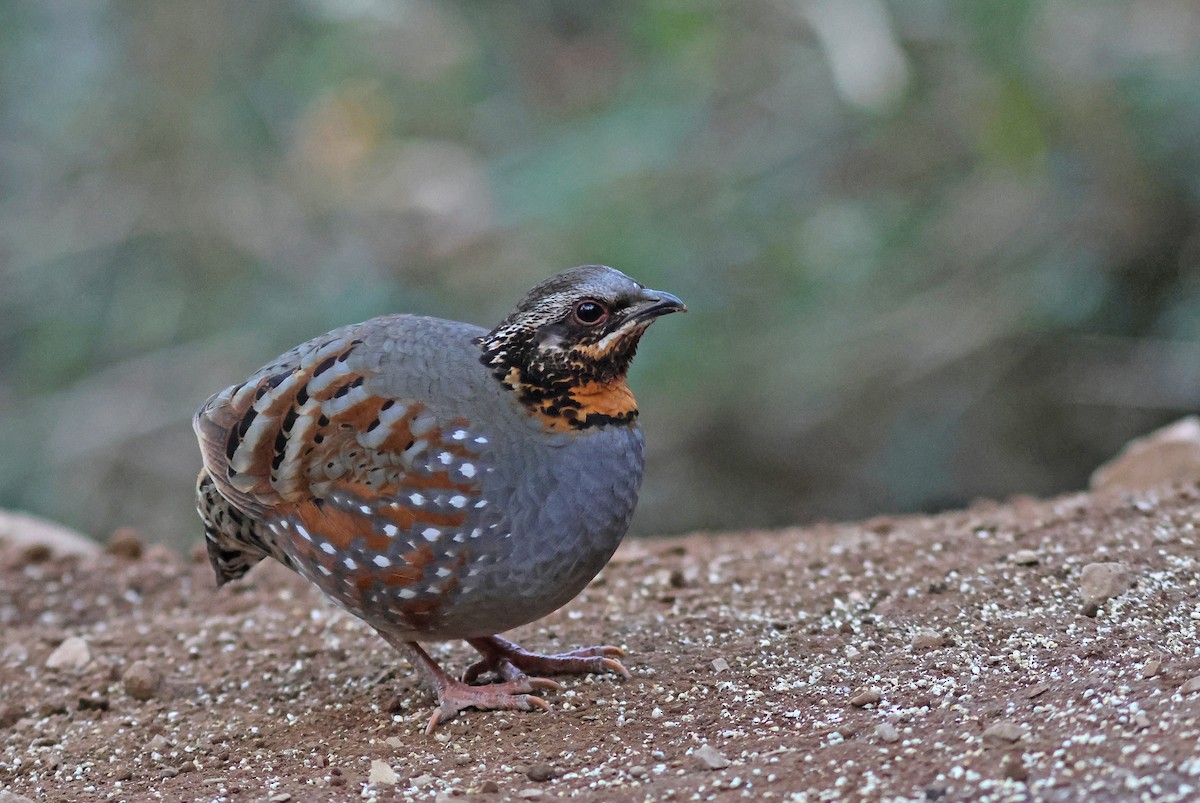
{"left": 479, "top": 265, "right": 686, "bottom": 430}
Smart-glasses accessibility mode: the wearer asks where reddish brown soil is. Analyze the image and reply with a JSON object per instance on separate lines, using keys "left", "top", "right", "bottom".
{"left": 4, "top": 486, "right": 1200, "bottom": 802}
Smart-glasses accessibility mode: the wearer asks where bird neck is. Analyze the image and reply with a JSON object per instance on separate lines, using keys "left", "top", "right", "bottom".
{"left": 476, "top": 329, "right": 640, "bottom": 432}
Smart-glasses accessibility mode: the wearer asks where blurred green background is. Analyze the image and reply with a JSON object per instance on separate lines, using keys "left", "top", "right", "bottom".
{"left": 3, "top": 0, "right": 1200, "bottom": 548}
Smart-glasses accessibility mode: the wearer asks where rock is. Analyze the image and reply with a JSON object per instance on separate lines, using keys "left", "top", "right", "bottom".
{"left": 982, "top": 721, "right": 1025, "bottom": 743}
{"left": 1010, "top": 550, "right": 1039, "bottom": 566}
{"left": 1079, "top": 562, "right": 1134, "bottom": 614}
{"left": 410, "top": 773, "right": 435, "bottom": 788}
{"left": 123, "top": 661, "right": 161, "bottom": 701}
{"left": 0, "top": 509, "right": 99, "bottom": 558}
{"left": 145, "top": 734, "right": 171, "bottom": 754}
{"left": 106, "top": 528, "right": 144, "bottom": 559}
{"left": 1179, "top": 677, "right": 1200, "bottom": 695}
{"left": 876, "top": 722, "right": 901, "bottom": 743}
{"left": 78, "top": 694, "right": 109, "bottom": 711}
{"left": 711, "top": 657, "right": 730, "bottom": 673}
{"left": 45, "top": 637, "right": 91, "bottom": 672}
{"left": 1003, "top": 756, "right": 1029, "bottom": 781}
{"left": 0, "top": 705, "right": 25, "bottom": 729}
{"left": 692, "top": 744, "right": 730, "bottom": 770}
{"left": 849, "top": 687, "right": 882, "bottom": 707}
{"left": 368, "top": 759, "right": 398, "bottom": 785}
{"left": 526, "top": 762, "right": 556, "bottom": 782}
{"left": 0, "top": 791, "right": 36, "bottom": 803}
{"left": 518, "top": 791, "right": 544, "bottom": 800}
{"left": 1142, "top": 658, "right": 1162, "bottom": 679}
{"left": 911, "top": 630, "right": 945, "bottom": 650}
{"left": 480, "top": 780, "right": 500, "bottom": 793}
{"left": 18, "top": 543, "right": 51, "bottom": 565}
{"left": 1090, "top": 417, "right": 1200, "bottom": 493}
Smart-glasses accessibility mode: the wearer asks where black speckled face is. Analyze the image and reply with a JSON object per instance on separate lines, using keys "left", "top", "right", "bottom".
{"left": 478, "top": 266, "right": 686, "bottom": 430}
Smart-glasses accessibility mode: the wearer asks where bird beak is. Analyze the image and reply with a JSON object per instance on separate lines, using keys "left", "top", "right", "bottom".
{"left": 626, "top": 289, "right": 687, "bottom": 324}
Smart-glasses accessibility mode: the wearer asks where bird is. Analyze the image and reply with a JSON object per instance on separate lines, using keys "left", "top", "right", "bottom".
{"left": 193, "top": 265, "right": 685, "bottom": 733}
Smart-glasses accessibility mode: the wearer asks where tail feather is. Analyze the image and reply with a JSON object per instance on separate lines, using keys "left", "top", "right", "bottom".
{"left": 196, "top": 469, "right": 270, "bottom": 586}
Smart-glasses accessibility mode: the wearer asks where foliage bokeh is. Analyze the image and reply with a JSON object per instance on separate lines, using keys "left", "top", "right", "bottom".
{"left": 3, "top": 1, "right": 1200, "bottom": 546}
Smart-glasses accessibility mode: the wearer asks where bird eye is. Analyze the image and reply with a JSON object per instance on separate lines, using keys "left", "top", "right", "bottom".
{"left": 572, "top": 300, "right": 609, "bottom": 326}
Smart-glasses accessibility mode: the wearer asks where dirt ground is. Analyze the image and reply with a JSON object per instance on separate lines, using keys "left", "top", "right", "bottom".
{"left": 4, "top": 481, "right": 1200, "bottom": 802}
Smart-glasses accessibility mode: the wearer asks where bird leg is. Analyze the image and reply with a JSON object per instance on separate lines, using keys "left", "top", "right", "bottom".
{"left": 463, "top": 634, "right": 632, "bottom": 684}
{"left": 389, "top": 639, "right": 561, "bottom": 734}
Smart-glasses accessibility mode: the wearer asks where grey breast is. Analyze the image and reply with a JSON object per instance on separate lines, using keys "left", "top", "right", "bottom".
{"left": 260, "top": 314, "right": 646, "bottom": 640}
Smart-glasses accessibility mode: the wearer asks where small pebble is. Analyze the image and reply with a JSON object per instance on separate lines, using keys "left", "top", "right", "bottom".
{"left": 711, "top": 657, "right": 730, "bottom": 673}
{"left": 480, "top": 780, "right": 500, "bottom": 793}
{"left": 18, "top": 543, "right": 52, "bottom": 566}
{"left": 78, "top": 694, "right": 109, "bottom": 711}
{"left": 1010, "top": 549, "right": 1039, "bottom": 566}
{"left": 0, "top": 705, "right": 25, "bottom": 729}
{"left": 1179, "top": 677, "right": 1200, "bottom": 695}
{"left": 268, "top": 795, "right": 291, "bottom": 803}
{"left": 911, "top": 630, "right": 945, "bottom": 650}
{"left": 982, "top": 721, "right": 1025, "bottom": 743}
{"left": 1002, "top": 757, "right": 1029, "bottom": 781}
{"left": 1079, "top": 562, "right": 1134, "bottom": 613}
{"left": 45, "top": 637, "right": 91, "bottom": 672}
{"left": 106, "top": 528, "right": 144, "bottom": 559}
{"left": 518, "top": 791, "right": 544, "bottom": 800}
{"left": 411, "top": 773, "right": 435, "bottom": 788}
{"left": 1142, "top": 658, "right": 1162, "bottom": 679}
{"left": 145, "top": 735, "right": 171, "bottom": 754}
{"left": 849, "top": 687, "right": 882, "bottom": 707}
{"left": 526, "top": 762, "right": 556, "bottom": 782}
{"left": 368, "top": 759, "right": 397, "bottom": 785}
{"left": 692, "top": 744, "right": 730, "bottom": 770}
{"left": 0, "top": 791, "right": 36, "bottom": 803}
{"left": 875, "top": 723, "right": 901, "bottom": 743}
{"left": 123, "top": 660, "right": 161, "bottom": 701}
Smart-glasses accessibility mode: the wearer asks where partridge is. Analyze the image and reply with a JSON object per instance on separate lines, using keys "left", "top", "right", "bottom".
{"left": 193, "top": 265, "right": 684, "bottom": 733}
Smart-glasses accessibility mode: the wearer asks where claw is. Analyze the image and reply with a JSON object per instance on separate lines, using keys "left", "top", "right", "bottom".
{"left": 598, "top": 657, "right": 633, "bottom": 680}
{"left": 424, "top": 688, "right": 551, "bottom": 735}
{"left": 528, "top": 676, "right": 565, "bottom": 692}
{"left": 378, "top": 635, "right": 629, "bottom": 735}
{"left": 465, "top": 635, "right": 633, "bottom": 683}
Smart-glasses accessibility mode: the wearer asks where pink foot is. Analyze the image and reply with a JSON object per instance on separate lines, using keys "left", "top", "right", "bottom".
{"left": 463, "top": 634, "right": 632, "bottom": 684}
{"left": 424, "top": 675, "right": 559, "bottom": 735}
{"left": 390, "top": 639, "right": 562, "bottom": 734}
